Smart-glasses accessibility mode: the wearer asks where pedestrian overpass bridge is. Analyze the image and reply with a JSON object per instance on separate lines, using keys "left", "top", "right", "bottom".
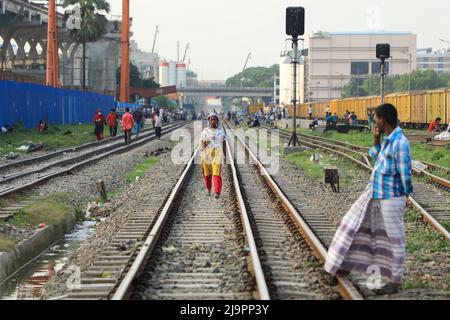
{"left": 179, "top": 86, "right": 274, "bottom": 98}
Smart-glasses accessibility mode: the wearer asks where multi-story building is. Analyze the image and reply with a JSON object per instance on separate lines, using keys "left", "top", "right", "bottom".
{"left": 417, "top": 48, "right": 450, "bottom": 75}
{"left": 278, "top": 50, "right": 305, "bottom": 106}
{"left": 130, "top": 41, "right": 159, "bottom": 81}
{"left": 308, "top": 31, "right": 417, "bottom": 102}
{"left": 273, "top": 76, "right": 280, "bottom": 106}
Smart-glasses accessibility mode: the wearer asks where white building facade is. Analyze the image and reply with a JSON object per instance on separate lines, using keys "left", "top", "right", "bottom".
{"left": 279, "top": 50, "right": 305, "bottom": 106}
{"left": 130, "top": 41, "right": 159, "bottom": 81}
{"left": 159, "top": 60, "right": 187, "bottom": 88}
{"left": 417, "top": 48, "right": 450, "bottom": 75}
{"left": 308, "top": 31, "right": 417, "bottom": 102}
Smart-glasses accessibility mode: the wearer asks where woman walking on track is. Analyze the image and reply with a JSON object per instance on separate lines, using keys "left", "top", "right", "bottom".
{"left": 94, "top": 109, "right": 107, "bottom": 141}
{"left": 200, "top": 113, "right": 227, "bottom": 199}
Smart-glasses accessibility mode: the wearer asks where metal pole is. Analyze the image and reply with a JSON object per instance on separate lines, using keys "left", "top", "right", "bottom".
{"left": 289, "top": 38, "right": 299, "bottom": 146}
{"left": 380, "top": 60, "right": 385, "bottom": 104}
{"left": 409, "top": 53, "right": 412, "bottom": 92}
{"left": 120, "top": 0, "right": 130, "bottom": 102}
{"left": 46, "top": 0, "right": 56, "bottom": 86}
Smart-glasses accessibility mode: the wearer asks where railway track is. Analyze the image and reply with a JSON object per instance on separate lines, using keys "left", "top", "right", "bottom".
{"left": 77, "top": 126, "right": 362, "bottom": 301}
{"left": 0, "top": 122, "right": 187, "bottom": 199}
{"left": 0, "top": 124, "right": 160, "bottom": 173}
{"left": 259, "top": 124, "right": 450, "bottom": 241}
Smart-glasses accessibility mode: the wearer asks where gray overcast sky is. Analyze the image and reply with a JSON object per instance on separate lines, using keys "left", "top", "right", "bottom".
{"left": 108, "top": 0, "right": 450, "bottom": 80}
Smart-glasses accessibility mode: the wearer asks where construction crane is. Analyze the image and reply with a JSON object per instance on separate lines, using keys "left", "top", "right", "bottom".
{"left": 243, "top": 52, "right": 251, "bottom": 72}
{"left": 182, "top": 43, "right": 190, "bottom": 63}
{"left": 152, "top": 25, "right": 159, "bottom": 53}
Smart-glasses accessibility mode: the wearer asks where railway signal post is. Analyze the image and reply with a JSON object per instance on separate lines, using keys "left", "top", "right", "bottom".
{"left": 286, "top": 7, "right": 305, "bottom": 147}
{"left": 376, "top": 43, "right": 390, "bottom": 104}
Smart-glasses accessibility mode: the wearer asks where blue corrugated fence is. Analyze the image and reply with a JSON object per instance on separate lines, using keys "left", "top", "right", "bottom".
{"left": 0, "top": 80, "right": 115, "bottom": 128}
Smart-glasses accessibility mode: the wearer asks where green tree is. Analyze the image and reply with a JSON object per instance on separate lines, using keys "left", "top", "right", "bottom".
{"left": 63, "top": 0, "right": 111, "bottom": 89}
{"left": 343, "top": 70, "right": 450, "bottom": 98}
{"left": 116, "top": 62, "right": 160, "bottom": 88}
{"left": 116, "top": 62, "right": 141, "bottom": 88}
{"left": 152, "top": 95, "right": 176, "bottom": 109}
{"left": 341, "top": 79, "right": 367, "bottom": 98}
{"left": 225, "top": 65, "right": 279, "bottom": 87}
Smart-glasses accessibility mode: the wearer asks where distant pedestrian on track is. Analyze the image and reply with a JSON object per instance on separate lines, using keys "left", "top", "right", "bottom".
{"left": 308, "top": 106, "right": 313, "bottom": 120}
{"left": 133, "top": 108, "right": 144, "bottom": 137}
{"left": 325, "top": 106, "right": 331, "bottom": 118}
{"left": 94, "top": 109, "right": 107, "bottom": 141}
{"left": 325, "top": 103, "right": 413, "bottom": 295}
{"left": 154, "top": 111, "right": 162, "bottom": 139}
{"left": 344, "top": 110, "right": 350, "bottom": 125}
{"left": 106, "top": 108, "right": 118, "bottom": 137}
{"left": 200, "top": 113, "right": 227, "bottom": 198}
{"left": 350, "top": 112, "right": 357, "bottom": 125}
{"left": 122, "top": 107, "right": 135, "bottom": 145}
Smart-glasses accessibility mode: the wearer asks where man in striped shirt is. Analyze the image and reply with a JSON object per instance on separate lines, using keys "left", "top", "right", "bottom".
{"left": 325, "top": 104, "right": 413, "bottom": 295}
{"left": 370, "top": 104, "right": 414, "bottom": 200}
{"left": 369, "top": 103, "right": 413, "bottom": 294}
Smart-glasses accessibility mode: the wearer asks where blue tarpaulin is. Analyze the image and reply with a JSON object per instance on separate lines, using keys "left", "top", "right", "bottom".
{"left": 0, "top": 80, "right": 115, "bottom": 128}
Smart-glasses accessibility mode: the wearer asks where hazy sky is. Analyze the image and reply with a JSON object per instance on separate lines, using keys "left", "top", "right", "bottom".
{"left": 107, "top": 0, "right": 450, "bottom": 80}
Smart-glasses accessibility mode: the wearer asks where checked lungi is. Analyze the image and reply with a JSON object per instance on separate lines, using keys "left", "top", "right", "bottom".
{"left": 324, "top": 185, "right": 406, "bottom": 285}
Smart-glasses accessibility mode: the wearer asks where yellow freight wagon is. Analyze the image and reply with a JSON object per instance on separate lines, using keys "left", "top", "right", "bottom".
{"left": 355, "top": 98, "right": 366, "bottom": 121}
{"left": 248, "top": 105, "right": 263, "bottom": 115}
{"left": 410, "top": 92, "right": 427, "bottom": 124}
{"left": 298, "top": 103, "right": 308, "bottom": 118}
{"left": 395, "top": 93, "right": 412, "bottom": 123}
{"left": 426, "top": 90, "right": 447, "bottom": 124}
{"left": 331, "top": 100, "right": 338, "bottom": 115}
{"left": 337, "top": 99, "right": 346, "bottom": 119}
{"left": 447, "top": 90, "right": 450, "bottom": 124}
{"left": 290, "top": 88, "right": 448, "bottom": 125}
{"left": 385, "top": 94, "right": 397, "bottom": 108}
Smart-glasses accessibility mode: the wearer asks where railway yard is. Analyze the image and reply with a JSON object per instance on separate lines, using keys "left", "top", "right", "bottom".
{"left": 0, "top": 120, "right": 449, "bottom": 301}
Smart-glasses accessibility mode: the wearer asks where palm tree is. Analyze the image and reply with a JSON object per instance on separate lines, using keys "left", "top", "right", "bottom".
{"left": 63, "top": 0, "right": 111, "bottom": 89}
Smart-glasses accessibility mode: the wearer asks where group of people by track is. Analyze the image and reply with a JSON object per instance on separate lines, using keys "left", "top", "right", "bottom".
{"left": 92, "top": 108, "right": 163, "bottom": 144}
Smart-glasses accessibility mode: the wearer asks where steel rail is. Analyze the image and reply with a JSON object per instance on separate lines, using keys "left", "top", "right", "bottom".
{"left": 225, "top": 131, "right": 271, "bottom": 300}
{"left": 112, "top": 129, "right": 271, "bottom": 300}
{"left": 0, "top": 124, "right": 161, "bottom": 172}
{"left": 262, "top": 124, "right": 450, "bottom": 181}
{"left": 0, "top": 122, "right": 188, "bottom": 198}
{"left": 228, "top": 125, "right": 364, "bottom": 300}
{"left": 0, "top": 123, "right": 184, "bottom": 185}
{"left": 111, "top": 148, "right": 199, "bottom": 300}
{"left": 263, "top": 126, "right": 450, "bottom": 241}
{"left": 266, "top": 125, "right": 450, "bottom": 189}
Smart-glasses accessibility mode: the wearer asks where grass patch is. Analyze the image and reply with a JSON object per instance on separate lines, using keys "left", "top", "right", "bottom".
{"left": 0, "top": 124, "right": 99, "bottom": 158}
{"left": 6, "top": 193, "right": 72, "bottom": 228}
{"left": 410, "top": 144, "right": 450, "bottom": 170}
{"left": 0, "top": 235, "right": 17, "bottom": 252}
{"left": 405, "top": 209, "right": 450, "bottom": 253}
{"left": 285, "top": 151, "right": 326, "bottom": 179}
{"left": 442, "top": 221, "right": 450, "bottom": 233}
{"left": 284, "top": 150, "right": 360, "bottom": 188}
{"left": 402, "top": 278, "right": 431, "bottom": 290}
{"left": 295, "top": 128, "right": 450, "bottom": 169}
{"left": 126, "top": 157, "right": 159, "bottom": 182}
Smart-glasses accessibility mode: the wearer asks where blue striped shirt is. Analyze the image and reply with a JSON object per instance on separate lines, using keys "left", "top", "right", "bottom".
{"left": 369, "top": 127, "right": 414, "bottom": 199}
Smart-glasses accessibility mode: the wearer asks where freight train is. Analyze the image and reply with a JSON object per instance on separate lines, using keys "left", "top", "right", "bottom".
{"left": 282, "top": 88, "right": 450, "bottom": 128}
